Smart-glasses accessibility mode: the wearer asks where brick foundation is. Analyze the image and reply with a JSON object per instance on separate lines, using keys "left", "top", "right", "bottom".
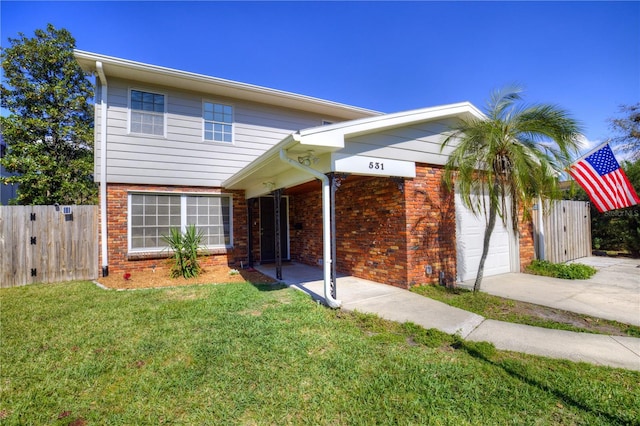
{"left": 99, "top": 183, "right": 248, "bottom": 276}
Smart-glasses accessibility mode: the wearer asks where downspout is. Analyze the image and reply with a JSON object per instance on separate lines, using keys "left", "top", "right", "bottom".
{"left": 96, "top": 62, "right": 109, "bottom": 277}
{"left": 279, "top": 148, "right": 341, "bottom": 308}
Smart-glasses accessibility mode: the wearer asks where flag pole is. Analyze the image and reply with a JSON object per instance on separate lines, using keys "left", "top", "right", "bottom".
{"left": 570, "top": 139, "right": 610, "bottom": 164}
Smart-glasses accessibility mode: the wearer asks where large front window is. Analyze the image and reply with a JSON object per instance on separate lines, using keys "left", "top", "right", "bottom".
{"left": 129, "top": 193, "right": 232, "bottom": 251}
{"left": 203, "top": 102, "right": 233, "bottom": 142}
{"left": 130, "top": 90, "right": 165, "bottom": 136}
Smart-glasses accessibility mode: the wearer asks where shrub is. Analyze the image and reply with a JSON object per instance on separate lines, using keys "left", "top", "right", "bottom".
{"left": 525, "top": 260, "right": 596, "bottom": 280}
{"left": 162, "top": 225, "right": 204, "bottom": 278}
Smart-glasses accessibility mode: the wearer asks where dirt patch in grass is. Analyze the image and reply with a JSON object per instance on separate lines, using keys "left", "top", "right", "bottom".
{"left": 412, "top": 285, "right": 639, "bottom": 337}
{"left": 97, "top": 266, "right": 276, "bottom": 290}
{"left": 506, "top": 301, "right": 629, "bottom": 336}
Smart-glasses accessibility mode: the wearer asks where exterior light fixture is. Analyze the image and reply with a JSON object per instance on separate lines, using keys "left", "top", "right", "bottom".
{"left": 263, "top": 181, "right": 276, "bottom": 191}
{"left": 297, "top": 151, "right": 318, "bottom": 166}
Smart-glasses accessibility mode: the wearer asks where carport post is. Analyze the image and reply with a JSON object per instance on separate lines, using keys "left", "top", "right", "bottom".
{"left": 279, "top": 148, "right": 341, "bottom": 308}
{"left": 273, "top": 188, "right": 283, "bottom": 280}
{"left": 247, "top": 198, "right": 255, "bottom": 268}
{"left": 329, "top": 173, "right": 338, "bottom": 299}
{"left": 328, "top": 173, "right": 348, "bottom": 299}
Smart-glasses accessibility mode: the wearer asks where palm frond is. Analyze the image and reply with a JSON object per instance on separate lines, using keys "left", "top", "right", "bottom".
{"left": 441, "top": 86, "right": 582, "bottom": 289}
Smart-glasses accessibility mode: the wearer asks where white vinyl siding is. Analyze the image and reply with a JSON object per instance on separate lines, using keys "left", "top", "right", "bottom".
{"left": 95, "top": 78, "right": 350, "bottom": 186}
{"left": 343, "top": 119, "right": 460, "bottom": 166}
{"left": 128, "top": 192, "right": 232, "bottom": 252}
{"left": 129, "top": 89, "right": 166, "bottom": 136}
{"left": 203, "top": 102, "right": 233, "bottom": 143}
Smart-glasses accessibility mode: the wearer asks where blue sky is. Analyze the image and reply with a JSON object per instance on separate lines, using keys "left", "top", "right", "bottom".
{"left": 2, "top": 1, "right": 639, "bottom": 154}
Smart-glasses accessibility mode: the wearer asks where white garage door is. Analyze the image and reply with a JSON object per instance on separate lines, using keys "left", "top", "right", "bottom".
{"left": 455, "top": 191, "right": 513, "bottom": 282}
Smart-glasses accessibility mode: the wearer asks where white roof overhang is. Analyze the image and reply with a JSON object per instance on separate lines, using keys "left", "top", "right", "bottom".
{"left": 74, "top": 50, "right": 381, "bottom": 120}
{"left": 224, "top": 102, "right": 484, "bottom": 198}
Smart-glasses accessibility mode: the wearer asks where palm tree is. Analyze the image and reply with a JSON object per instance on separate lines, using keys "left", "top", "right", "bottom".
{"left": 441, "top": 86, "right": 582, "bottom": 292}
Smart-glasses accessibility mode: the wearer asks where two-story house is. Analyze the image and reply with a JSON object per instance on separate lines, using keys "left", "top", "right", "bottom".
{"left": 75, "top": 51, "right": 534, "bottom": 305}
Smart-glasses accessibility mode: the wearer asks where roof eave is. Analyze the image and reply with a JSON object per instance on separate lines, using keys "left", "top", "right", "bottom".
{"left": 74, "top": 50, "right": 381, "bottom": 120}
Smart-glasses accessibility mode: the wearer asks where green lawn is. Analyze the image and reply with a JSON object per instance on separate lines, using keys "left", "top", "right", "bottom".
{"left": 1, "top": 281, "right": 638, "bottom": 425}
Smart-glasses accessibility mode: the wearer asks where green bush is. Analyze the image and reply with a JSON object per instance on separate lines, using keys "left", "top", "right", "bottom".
{"left": 162, "top": 225, "right": 204, "bottom": 278}
{"left": 525, "top": 260, "right": 596, "bottom": 280}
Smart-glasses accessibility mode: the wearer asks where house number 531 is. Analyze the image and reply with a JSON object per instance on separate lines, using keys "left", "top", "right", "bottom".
{"left": 369, "top": 161, "right": 384, "bottom": 170}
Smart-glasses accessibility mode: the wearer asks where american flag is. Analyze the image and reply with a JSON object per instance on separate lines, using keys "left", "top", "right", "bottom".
{"left": 568, "top": 143, "right": 639, "bottom": 213}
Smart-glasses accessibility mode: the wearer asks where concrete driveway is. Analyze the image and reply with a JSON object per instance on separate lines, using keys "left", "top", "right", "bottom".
{"left": 463, "top": 257, "right": 640, "bottom": 326}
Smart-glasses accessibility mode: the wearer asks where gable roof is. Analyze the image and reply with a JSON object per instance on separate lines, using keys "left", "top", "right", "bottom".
{"left": 74, "top": 50, "right": 381, "bottom": 121}
{"left": 224, "top": 102, "right": 484, "bottom": 198}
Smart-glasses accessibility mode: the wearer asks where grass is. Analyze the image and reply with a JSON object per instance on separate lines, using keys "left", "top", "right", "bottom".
{"left": 525, "top": 259, "right": 597, "bottom": 279}
{"left": 1, "top": 281, "right": 639, "bottom": 425}
{"left": 412, "top": 284, "right": 640, "bottom": 337}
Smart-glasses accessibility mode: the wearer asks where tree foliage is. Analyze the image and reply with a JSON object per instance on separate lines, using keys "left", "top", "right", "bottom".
{"left": 609, "top": 103, "right": 640, "bottom": 161}
{"left": 441, "top": 86, "right": 582, "bottom": 292}
{"left": 0, "top": 24, "right": 96, "bottom": 205}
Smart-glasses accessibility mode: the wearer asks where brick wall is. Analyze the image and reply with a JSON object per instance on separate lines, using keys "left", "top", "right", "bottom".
{"left": 518, "top": 209, "right": 536, "bottom": 271}
{"left": 287, "top": 168, "right": 458, "bottom": 289}
{"left": 405, "top": 165, "right": 457, "bottom": 287}
{"left": 335, "top": 176, "right": 408, "bottom": 287}
{"left": 289, "top": 176, "right": 410, "bottom": 287}
{"left": 289, "top": 182, "right": 324, "bottom": 268}
{"left": 99, "top": 183, "right": 247, "bottom": 276}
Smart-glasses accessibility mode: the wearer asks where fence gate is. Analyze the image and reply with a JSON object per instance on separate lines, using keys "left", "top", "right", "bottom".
{"left": 0, "top": 205, "right": 98, "bottom": 288}
{"left": 533, "top": 200, "right": 591, "bottom": 264}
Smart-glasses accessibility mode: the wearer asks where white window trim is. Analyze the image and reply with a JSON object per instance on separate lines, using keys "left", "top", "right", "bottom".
{"left": 202, "top": 99, "right": 235, "bottom": 144}
{"left": 128, "top": 87, "right": 168, "bottom": 138}
{"left": 127, "top": 191, "right": 233, "bottom": 253}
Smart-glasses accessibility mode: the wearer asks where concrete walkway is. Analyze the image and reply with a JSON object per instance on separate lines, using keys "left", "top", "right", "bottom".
{"left": 462, "top": 257, "right": 640, "bottom": 326}
{"left": 256, "top": 262, "right": 640, "bottom": 371}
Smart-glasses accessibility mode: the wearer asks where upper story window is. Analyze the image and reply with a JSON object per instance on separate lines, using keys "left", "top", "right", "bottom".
{"left": 203, "top": 102, "right": 233, "bottom": 143}
{"left": 130, "top": 89, "right": 165, "bottom": 136}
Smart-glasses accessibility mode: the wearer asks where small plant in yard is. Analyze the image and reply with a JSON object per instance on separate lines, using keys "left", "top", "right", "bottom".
{"left": 162, "top": 225, "right": 204, "bottom": 278}
{"left": 526, "top": 259, "right": 597, "bottom": 280}
{"left": 228, "top": 269, "right": 240, "bottom": 276}
{"left": 122, "top": 272, "right": 131, "bottom": 281}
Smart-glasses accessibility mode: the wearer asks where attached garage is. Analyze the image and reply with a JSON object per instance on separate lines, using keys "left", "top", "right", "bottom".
{"left": 455, "top": 191, "right": 518, "bottom": 282}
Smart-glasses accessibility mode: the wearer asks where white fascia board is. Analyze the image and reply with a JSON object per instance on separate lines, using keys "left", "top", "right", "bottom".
{"left": 300, "top": 102, "right": 484, "bottom": 141}
{"left": 74, "top": 50, "right": 380, "bottom": 120}
{"left": 293, "top": 102, "right": 483, "bottom": 152}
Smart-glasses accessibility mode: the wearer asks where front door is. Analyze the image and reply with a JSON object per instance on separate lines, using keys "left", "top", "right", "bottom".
{"left": 259, "top": 197, "right": 289, "bottom": 262}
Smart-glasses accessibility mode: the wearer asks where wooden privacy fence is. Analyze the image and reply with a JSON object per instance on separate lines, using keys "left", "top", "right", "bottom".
{"left": 0, "top": 205, "right": 98, "bottom": 288}
{"left": 532, "top": 200, "right": 591, "bottom": 264}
